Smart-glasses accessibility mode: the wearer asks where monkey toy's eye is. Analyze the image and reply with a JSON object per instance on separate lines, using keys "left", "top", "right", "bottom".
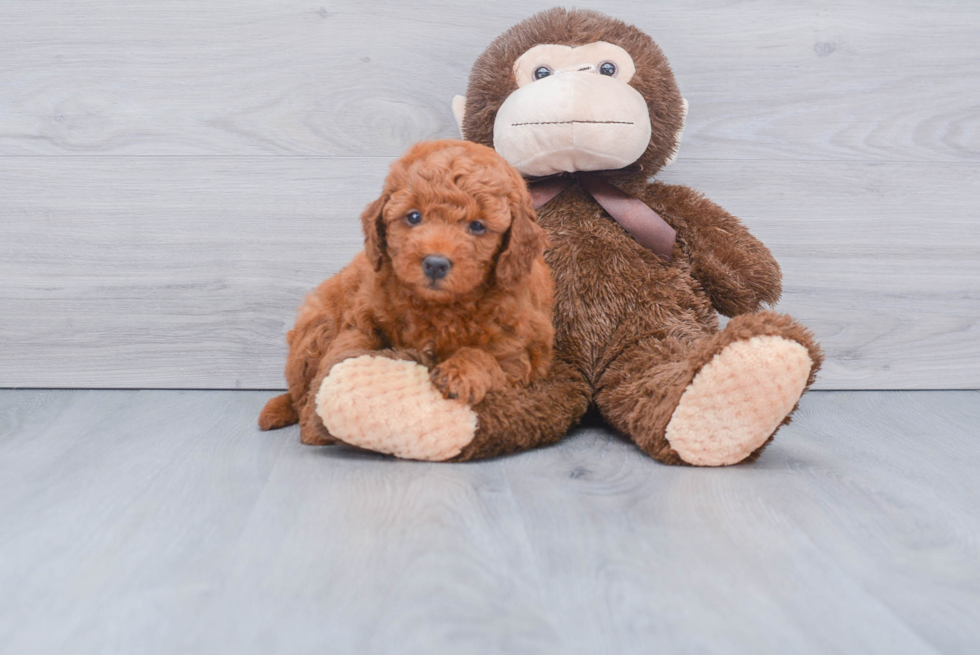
{"left": 405, "top": 210, "right": 422, "bottom": 226}
{"left": 533, "top": 66, "right": 552, "bottom": 80}
{"left": 467, "top": 220, "right": 487, "bottom": 235}
{"left": 599, "top": 61, "right": 617, "bottom": 76}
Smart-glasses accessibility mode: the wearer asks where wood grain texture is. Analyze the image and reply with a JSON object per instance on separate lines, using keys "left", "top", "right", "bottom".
{"left": 0, "top": 389, "right": 978, "bottom": 654}
{"left": 1, "top": 0, "right": 979, "bottom": 389}
{"left": 1, "top": 0, "right": 978, "bottom": 163}
{"left": 2, "top": 157, "right": 978, "bottom": 389}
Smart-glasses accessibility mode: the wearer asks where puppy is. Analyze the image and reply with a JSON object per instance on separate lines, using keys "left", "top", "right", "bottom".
{"left": 259, "top": 140, "right": 554, "bottom": 446}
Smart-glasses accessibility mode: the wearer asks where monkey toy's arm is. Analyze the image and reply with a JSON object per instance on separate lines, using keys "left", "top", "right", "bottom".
{"left": 640, "top": 181, "right": 783, "bottom": 317}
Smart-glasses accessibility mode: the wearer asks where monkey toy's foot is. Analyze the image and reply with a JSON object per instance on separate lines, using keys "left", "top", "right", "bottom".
{"left": 664, "top": 334, "right": 815, "bottom": 466}
{"left": 315, "top": 355, "right": 478, "bottom": 461}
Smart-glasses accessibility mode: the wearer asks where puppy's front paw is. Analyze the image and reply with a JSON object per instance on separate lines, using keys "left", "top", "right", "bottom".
{"left": 431, "top": 360, "right": 490, "bottom": 405}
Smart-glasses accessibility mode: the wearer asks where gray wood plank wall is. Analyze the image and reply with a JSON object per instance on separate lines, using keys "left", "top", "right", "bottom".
{"left": 1, "top": 1, "right": 978, "bottom": 389}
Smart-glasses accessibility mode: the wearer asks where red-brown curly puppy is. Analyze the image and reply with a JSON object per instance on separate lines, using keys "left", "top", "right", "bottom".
{"left": 259, "top": 139, "right": 554, "bottom": 446}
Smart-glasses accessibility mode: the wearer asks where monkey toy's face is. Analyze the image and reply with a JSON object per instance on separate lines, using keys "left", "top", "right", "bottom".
{"left": 493, "top": 42, "right": 652, "bottom": 177}
{"left": 453, "top": 9, "right": 688, "bottom": 179}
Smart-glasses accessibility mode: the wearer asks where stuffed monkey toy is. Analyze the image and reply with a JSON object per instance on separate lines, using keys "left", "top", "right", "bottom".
{"left": 298, "top": 7, "right": 822, "bottom": 465}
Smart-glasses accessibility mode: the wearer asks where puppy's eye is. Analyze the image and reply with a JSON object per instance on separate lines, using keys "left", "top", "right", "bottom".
{"left": 405, "top": 210, "right": 422, "bottom": 226}
{"left": 468, "top": 221, "right": 487, "bottom": 235}
{"left": 599, "top": 62, "right": 617, "bottom": 76}
{"left": 533, "top": 66, "right": 552, "bottom": 80}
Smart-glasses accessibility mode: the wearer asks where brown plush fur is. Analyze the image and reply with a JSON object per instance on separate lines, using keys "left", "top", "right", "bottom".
{"left": 444, "top": 8, "right": 823, "bottom": 463}
{"left": 259, "top": 140, "right": 554, "bottom": 445}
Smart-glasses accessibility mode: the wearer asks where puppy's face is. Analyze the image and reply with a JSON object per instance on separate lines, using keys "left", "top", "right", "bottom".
{"left": 363, "top": 141, "right": 543, "bottom": 302}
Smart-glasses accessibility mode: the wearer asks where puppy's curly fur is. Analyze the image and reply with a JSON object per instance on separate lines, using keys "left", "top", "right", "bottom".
{"left": 259, "top": 140, "right": 554, "bottom": 445}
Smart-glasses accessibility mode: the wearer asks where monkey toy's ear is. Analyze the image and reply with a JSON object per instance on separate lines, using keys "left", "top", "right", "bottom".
{"left": 360, "top": 194, "right": 389, "bottom": 272}
{"left": 451, "top": 95, "right": 467, "bottom": 139}
{"left": 664, "top": 98, "right": 689, "bottom": 167}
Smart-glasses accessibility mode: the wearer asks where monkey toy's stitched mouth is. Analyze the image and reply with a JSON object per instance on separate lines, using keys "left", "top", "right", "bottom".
{"left": 511, "top": 120, "right": 635, "bottom": 126}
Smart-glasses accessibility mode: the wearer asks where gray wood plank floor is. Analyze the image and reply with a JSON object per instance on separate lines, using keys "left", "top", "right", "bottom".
{"left": 1, "top": 389, "right": 978, "bottom": 654}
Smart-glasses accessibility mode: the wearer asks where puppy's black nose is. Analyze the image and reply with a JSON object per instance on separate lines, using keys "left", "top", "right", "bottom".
{"left": 422, "top": 255, "right": 452, "bottom": 281}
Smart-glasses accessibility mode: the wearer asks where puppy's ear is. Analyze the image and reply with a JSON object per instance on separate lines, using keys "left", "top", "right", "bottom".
{"left": 360, "top": 193, "right": 389, "bottom": 272}
{"left": 496, "top": 185, "right": 547, "bottom": 288}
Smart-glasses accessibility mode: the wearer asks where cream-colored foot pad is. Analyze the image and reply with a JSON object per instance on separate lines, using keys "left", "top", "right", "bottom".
{"left": 316, "top": 355, "right": 478, "bottom": 461}
{"left": 665, "top": 336, "right": 812, "bottom": 466}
